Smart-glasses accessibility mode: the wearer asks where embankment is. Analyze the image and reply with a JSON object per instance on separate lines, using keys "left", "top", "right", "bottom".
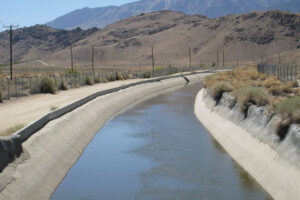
{"left": 0, "top": 73, "right": 206, "bottom": 200}
{"left": 194, "top": 89, "right": 300, "bottom": 200}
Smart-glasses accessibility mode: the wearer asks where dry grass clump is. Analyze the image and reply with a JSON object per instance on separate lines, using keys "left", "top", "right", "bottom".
{"left": 115, "top": 72, "right": 124, "bottom": 80}
{"left": 60, "top": 80, "right": 68, "bottom": 90}
{"left": 123, "top": 73, "right": 130, "bottom": 80}
{"left": 1, "top": 124, "right": 25, "bottom": 136}
{"left": 210, "top": 81, "right": 234, "bottom": 101}
{"left": 233, "top": 86, "right": 269, "bottom": 113}
{"left": 94, "top": 77, "right": 100, "bottom": 83}
{"left": 108, "top": 73, "right": 116, "bottom": 81}
{"left": 142, "top": 71, "right": 151, "bottom": 78}
{"left": 86, "top": 77, "right": 94, "bottom": 85}
{"left": 275, "top": 96, "right": 300, "bottom": 123}
{"left": 40, "top": 76, "right": 56, "bottom": 94}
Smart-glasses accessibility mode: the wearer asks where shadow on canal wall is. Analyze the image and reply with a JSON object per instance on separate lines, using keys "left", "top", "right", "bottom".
{"left": 195, "top": 89, "right": 300, "bottom": 200}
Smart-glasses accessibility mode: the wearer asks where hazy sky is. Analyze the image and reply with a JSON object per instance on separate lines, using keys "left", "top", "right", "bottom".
{"left": 0, "top": 0, "right": 136, "bottom": 31}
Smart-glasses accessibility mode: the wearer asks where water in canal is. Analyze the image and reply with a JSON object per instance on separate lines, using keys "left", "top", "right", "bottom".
{"left": 51, "top": 82, "right": 272, "bottom": 200}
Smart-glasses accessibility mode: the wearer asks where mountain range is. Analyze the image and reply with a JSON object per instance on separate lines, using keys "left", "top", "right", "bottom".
{"left": 47, "top": 0, "right": 300, "bottom": 29}
{"left": 1, "top": 10, "right": 299, "bottom": 70}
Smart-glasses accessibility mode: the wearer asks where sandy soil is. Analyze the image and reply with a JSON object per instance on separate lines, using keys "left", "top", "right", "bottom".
{"left": 0, "top": 79, "right": 142, "bottom": 135}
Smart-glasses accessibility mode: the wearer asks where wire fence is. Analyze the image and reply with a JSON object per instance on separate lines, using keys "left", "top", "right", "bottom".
{"left": 0, "top": 65, "right": 206, "bottom": 101}
{"left": 257, "top": 63, "right": 299, "bottom": 82}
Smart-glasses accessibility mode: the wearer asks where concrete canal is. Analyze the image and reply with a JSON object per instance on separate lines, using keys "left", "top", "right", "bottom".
{"left": 51, "top": 82, "right": 272, "bottom": 200}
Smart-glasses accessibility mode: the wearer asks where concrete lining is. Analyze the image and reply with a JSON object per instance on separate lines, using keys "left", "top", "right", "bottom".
{"left": 194, "top": 89, "right": 300, "bottom": 200}
{"left": 0, "top": 73, "right": 201, "bottom": 173}
{"left": 0, "top": 73, "right": 206, "bottom": 200}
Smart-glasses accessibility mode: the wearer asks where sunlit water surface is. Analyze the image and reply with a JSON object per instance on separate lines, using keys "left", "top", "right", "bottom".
{"left": 51, "top": 82, "right": 272, "bottom": 200}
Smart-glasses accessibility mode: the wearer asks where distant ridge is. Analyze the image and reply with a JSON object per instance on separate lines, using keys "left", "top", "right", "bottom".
{"left": 1, "top": 10, "right": 299, "bottom": 67}
{"left": 46, "top": 0, "right": 300, "bottom": 29}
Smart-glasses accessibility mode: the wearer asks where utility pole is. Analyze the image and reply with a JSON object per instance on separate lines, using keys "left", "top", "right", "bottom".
{"left": 222, "top": 50, "right": 225, "bottom": 68}
{"left": 92, "top": 45, "right": 94, "bottom": 71}
{"left": 151, "top": 46, "right": 154, "bottom": 77}
{"left": 217, "top": 51, "right": 219, "bottom": 68}
{"left": 70, "top": 46, "right": 74, "bottom": 71}
{"left": 189, "top": 47, "right": 192, "bottom": 71}
{"left": 3, "top": 25, "right": 18, "bottom": 80}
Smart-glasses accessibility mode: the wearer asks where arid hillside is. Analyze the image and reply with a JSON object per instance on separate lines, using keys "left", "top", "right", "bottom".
{"left": 0, "top": 10, "right": 299, "bottom": 70}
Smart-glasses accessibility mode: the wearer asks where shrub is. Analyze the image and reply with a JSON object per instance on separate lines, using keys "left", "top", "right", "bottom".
{"left": 108, "top": 73, "right": 116, "bottom": 81}
{"left": 0, "top": 89, "right": 2, "bottom": 103}
{"left": 40, "top": 76, "right": 56, "bottom": 94}
{"left": 60, "top": 80, "right": 68, "bottom": 90}
{"left": 210, "top": 81, "right": 234, "bottom": 101}
{"left": 95, "top": 77, "right": 100, "bottom": 83}
{"left": 123, "top": 73, "right": 130, "bottom": 80}
{"left": 262, "top": 76, "right": 281, "bottom": 88}
{"left": 102, "top": 78, "right": 108, "bottom": 83}
{"left": 275, "top": 96, "right": 300, "bottom": 123}
{"left": 233, "top": 86, "right": 269, "bottom": 114}
{"left": 66, "top": 69, "right": 80, "bottom": 75}
{"left": 142, "top": 71, "right": 151, "bottom": 78}
{"left": 115, "top": 72, "right": 124, "bottom": 80}
{"left": 1, "top": 124, "right": 25, "bottom": 136}
{"left": 86, "top": 77, "right": 94, "bottom": 85}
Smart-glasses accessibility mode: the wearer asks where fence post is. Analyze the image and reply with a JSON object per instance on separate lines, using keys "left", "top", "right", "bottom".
{"left": 7, "top": 78, "right": 9, "bottom": 100}
{"left": 15, "top": 76, "right": 17, "bottom": 98}
{"left": 21, "top": 76, "right": 24, "bottom": 97}
{"left": 29, "top": 77, "right": 32, "bottom": 94}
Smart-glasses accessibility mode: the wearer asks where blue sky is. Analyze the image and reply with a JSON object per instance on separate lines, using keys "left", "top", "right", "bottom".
{"left": 0, "top": 0, "right": 136, "bottom": 31}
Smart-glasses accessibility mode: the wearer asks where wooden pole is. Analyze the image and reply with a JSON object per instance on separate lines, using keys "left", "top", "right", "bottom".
{"left": 92, "top": 45, "right": 94, "bottom": 71}
{"left": 222, "top": 50, "right": 225, "bottom": 68}
{"left": 151, "top": 46, "right": 155, "bottom": 77}
{"left": 3, "top": 25, "right": 18, "bottom": 80}
{"left": 217, "top": 51, "right": 219, "bottom": 68}
{"left": 70, "top": 46, "right": 74, "bottom": 71}
{"left": 189, "top": 47, "right": 192, "bottom": 71}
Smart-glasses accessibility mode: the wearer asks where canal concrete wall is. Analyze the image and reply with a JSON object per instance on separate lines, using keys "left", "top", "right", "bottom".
{"left": 0, "top": 73, "right": 206, "bottom": 200}
{"left": 194, "top": 89, "right": 300, "bottom": 200}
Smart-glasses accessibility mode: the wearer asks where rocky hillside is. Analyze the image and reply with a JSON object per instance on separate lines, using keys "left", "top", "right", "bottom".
{"left": 0, "top": 10, "right": 299, "bottom": 68}
{"left": 46, "top": 0, "right": 300, "bottom": 29}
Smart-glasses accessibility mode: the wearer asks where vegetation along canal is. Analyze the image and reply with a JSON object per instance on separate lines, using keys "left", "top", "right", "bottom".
{"left": 51, "top": 82, "right": 272, "bottom": 200}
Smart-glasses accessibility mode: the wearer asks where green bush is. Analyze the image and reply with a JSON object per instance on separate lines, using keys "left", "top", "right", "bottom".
{"left": 40, "top": 76, "right": 56, "bottom": 94}
{"left": 275, "top": 96, "right": 300, "bottom": 123}
{"left": 115, "top": 72, "right": 124, "bottom": 80}
{"left": 102, "top": 78, "right": 108, "bottom": 83}
{"left": 210, "top": 81, "right": 233, "bottom": 101}
{"left": 86, "top": 77, "right": 94, "bottom": 85}
{"left": 142, "top": 71, "right": 151, "bottom": 78}
{"left": 233, "top": 86, "right": 269, "bottom": 113}
{"left": 60, "top": 80, "right": 68, "bottom": 90}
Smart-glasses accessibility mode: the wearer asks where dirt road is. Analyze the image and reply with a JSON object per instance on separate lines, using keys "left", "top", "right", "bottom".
{"left": 0, "top": 79, "right": 142, "bottom": 135}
